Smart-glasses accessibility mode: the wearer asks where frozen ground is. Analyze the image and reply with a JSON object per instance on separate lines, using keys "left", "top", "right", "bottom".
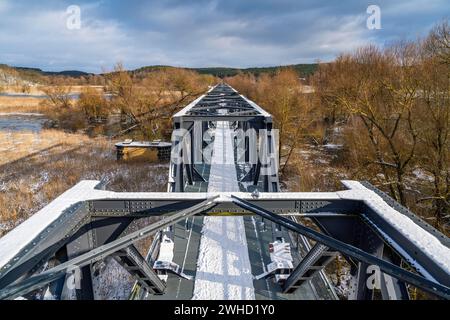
{"left": 193, "top": 121, "right": 255, "bottom": 300}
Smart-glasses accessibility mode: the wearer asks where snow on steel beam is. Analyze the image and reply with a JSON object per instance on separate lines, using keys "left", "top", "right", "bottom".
{"left": 0, "top": 181, "right": 213, "bottom": 274}
{"left": 0, "top": 181, "right": 109, "bottom": 273}
{"left": 0, "top": 181, "right": 350, "bottom": 274}
{"left": 172, "top": 94, "right": 207, "bottom": 119}
{"left": 1, "top": 179, "right": 449, "bottom": 297}
{"left": 173, "top": 84, "right": 272, "bottom": 120}
{"left": 172, "top": 85, "right": 217, "bottom": 118}
{"left": 0, "top": 179, "right": 415, "bottom": 274}
{"left": 340, "top": 180, "right": 450, "bottom": 286}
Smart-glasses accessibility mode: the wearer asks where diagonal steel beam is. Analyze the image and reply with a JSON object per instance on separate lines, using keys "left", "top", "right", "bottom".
{"left": 0, "top": 197, "right": 218, "bottom": 300}
{"left": 230, "top": 195, "right": 450, "bottom": 299}
{"left": 114, "top": 245, "right": 165, "bottom": 295}
{"left": 283, "top": 243, "right": 336, "bottom": 293}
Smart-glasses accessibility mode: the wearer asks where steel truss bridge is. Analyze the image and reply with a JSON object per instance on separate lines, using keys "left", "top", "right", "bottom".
{"left": 0, "top": 84, "right": 449, "bottom": 300}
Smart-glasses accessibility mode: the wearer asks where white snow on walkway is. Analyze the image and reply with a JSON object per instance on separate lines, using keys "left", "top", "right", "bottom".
{"left": 192, "top": 121, "right": 255, "bottom": 300}
{"left": 192, "top": 215, "right": 255, "bottom": 300}
{"left": 207, "top": 121, "right": 239, "bottom": 193}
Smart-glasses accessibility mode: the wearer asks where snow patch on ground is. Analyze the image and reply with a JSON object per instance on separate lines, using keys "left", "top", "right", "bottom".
{"left": 412, "top": 168, "right": 434, "bottom": 182}
{"left": 30, "top": 171, "right": 49, "bottom": 192}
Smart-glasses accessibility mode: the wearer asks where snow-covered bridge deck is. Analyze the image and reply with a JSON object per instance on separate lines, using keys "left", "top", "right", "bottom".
{"left": 193, "top": 121, "right": 255, "bottom": 300}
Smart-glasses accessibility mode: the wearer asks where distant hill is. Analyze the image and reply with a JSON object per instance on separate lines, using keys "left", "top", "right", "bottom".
{"left": 14, "top": 67, "right": 92, "bottom": 78}
{"left": 130, "top": 65, "right": 179, "bottom": 77}
{"left": 0, "top": 65, "right": 35, "bottom": 86}
{"left": 1, "top": 63, "right": 319, "bottom": 84}
{"left": 132, "top": 64, "right": 318, "bottom": 78}
{"left": 191, "top": 64, "right": 318, "bottom": 78}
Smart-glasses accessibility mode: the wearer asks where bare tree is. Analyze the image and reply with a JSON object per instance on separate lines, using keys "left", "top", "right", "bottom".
{"left": 106, "top": 63, "right": 214, "bottom": 139}
{"left": 424, "top": 19, "right": 450, "bottom": 65}
{"left": 416, "top": 22, "right": 450, "bottom": 227}
{"left": 318, "top": 44, "right": 421, "bottom": 205}
{"left": 42, "top": 85, "right": 73, "bottom": 109}
{"left": 228, "top": 69, "right": 316, "bottom": 175}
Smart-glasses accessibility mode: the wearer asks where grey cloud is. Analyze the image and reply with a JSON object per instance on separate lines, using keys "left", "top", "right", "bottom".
{"left": 0, "top": 0, "right": 448, "bottom": 72}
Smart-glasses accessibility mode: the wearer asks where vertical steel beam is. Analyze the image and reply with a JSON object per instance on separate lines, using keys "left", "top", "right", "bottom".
{"left": 62, "top": 218, "right": 133, "bottom": 300}
{"left": 64, "top": 224, "right": 95, "bottom": 300}
{"left": 348, "top": 221, "right": 385, "bottom": 300}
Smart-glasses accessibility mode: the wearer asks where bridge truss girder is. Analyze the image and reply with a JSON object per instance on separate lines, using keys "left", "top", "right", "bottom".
{"left": 0, "top": 183, "right": 449, "bottom": 300}
{"left": 169, "top": 84, "right": 278, "bottom": 193}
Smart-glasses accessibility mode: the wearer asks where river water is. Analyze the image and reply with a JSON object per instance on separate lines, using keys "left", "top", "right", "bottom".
{"left": 0, "top": 113, "right": 127, "bottom": 137}
{"left": 0, "top": 114, "right": 49, "bottom": 132}
{"left": 0, "top": 92, "right": 114, "bottom": 133}
{"left": 0, "top": 93, "right": 80, "bottom": 99}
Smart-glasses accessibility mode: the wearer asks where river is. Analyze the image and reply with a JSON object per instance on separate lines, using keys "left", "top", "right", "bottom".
{"left": 0, "top": 113, "right": 49, "bottom": 132}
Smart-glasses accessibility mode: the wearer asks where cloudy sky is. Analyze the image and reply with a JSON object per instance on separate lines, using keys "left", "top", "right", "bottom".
{"left": 0, "top": 0, "right": 448, "bottom": 72}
